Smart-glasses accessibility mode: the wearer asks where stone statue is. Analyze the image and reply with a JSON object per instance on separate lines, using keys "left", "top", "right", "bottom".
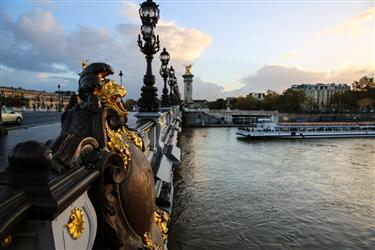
{"left": 5, "top": 62, "right": 167, "bottom": 249}
{"left": 184, "top": 63, "right": 193, "bottom": 75}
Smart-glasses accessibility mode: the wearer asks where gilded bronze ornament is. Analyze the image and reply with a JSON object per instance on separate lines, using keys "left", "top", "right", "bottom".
{"left": 65, "top": 207, "right": 85, "bottom": 240}
{"left": 143, "top": 232, "right": 162, "bottom": 250}
{"left": 0, "top": 235, "right": 12, "bottom": 248}
{"left": 99, "top": 79, "right": 128, "bottom": 118}
{"left": 153, "top": 209, "right": 169, "bottom": 241}
{"left": 106, "top": 126, "right": 132, "bottom": 168}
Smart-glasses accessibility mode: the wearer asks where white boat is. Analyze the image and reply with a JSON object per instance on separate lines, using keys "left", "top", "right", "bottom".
{"left": 236, "top": 119, "right": 375, "bottom": 139}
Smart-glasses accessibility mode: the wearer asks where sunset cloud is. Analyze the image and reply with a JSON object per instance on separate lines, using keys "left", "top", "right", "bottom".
{"left": 120, "top": 2, "right": 212, "bottom": 62}
{"left": 233, "top": 64, "right": 375, "bottom": 95}
{"left": 1, "top": 8, "right": 212, "bottom": 98}
{"left": 316, "top": 7, "right": 375, "bottom": 36}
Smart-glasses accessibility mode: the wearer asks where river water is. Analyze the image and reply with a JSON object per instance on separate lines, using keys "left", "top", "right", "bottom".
{"left": 168, "top": 127, "right": 375, "bottom": 250}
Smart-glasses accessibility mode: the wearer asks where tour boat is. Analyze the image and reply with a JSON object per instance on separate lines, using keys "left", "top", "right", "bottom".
{"left": 236, "top": 119, "right": 375, "bottom": 139}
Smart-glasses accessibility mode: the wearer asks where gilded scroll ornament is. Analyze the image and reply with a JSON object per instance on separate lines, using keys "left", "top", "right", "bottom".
{"left": 124, "top": 128, "right": 143, "bottom": 151}
{"left": 159, "top": 117, "right": 166, "bottom": 129}
{"left": 65, "top": 207, "right": 85, "bottom": 240}
{"left": 143, "top": 232, "right": 162, "bottom": 250}
{"left": 106, "top": 126, "right": 131, "bottom": 168}
{"left": 0, "top": 235, "right": 12, "bottom": 247}
{"left": 99, "top": 79, "right": 128, "bottom": 118}
{"left": 153, "top": 209, "right": 170, "bottom": 241}
{"left": 99, "top": 79, "right": 144, "bottom": 163}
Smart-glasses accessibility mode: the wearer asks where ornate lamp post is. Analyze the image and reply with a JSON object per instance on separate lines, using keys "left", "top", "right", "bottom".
{"left": 173, "top": 80, "right": 181, "bottom": 105}
{"left": 168, "top": 66, "right": 176, "bottom": 106}
{"left": 57, "top": 84, "right": 61, "bottom": 112}
{"left": 119, "top": 70, "right": 124, "bottom": 86}
{"left": 137, "top": 0, "right": 161, "bottom": 112}
{"left": 159, "top": 48, "right": 170, "bottom": 107}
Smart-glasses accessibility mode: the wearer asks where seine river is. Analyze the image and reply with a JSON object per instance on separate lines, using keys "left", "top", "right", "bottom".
{"left": 168, "top": 128, "right": 375, "bottom": 250}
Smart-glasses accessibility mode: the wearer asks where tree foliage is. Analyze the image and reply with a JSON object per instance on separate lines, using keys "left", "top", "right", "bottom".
{"left": 208, "top": 98, "right": 226, "bottom": 109}
{"left": 234, "top": 95, "right": 258, "bottom": 110}
{"left": 352, "top": 76, "right": 375, "bottom": 91}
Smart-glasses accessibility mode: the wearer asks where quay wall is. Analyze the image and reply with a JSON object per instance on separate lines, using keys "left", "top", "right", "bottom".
{"left": 183, "top": 109, "right": 375, "bottom": 127}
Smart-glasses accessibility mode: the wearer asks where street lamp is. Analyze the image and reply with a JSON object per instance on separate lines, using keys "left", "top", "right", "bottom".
{"left": 173, "top": 80, "right": 181, "bottom": 105}
{"left": 159, "top": 48, "right": 170, "bottom": 107}
{"left": 57, "top": 84, "right": 61, "bottom": 112}
{"left": 119, "top": 70, "right": 124, "bottom": 86}
{"left": 168, "top": 66, "right": 176, "bottom": 105}
{"left": 137, "top": 0, "right": 161, "bottom": 112}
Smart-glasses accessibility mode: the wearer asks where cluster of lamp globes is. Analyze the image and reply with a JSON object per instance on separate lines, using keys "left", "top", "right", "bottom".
{"left": 137, "top": 0, "right": 180, "bottom": 109}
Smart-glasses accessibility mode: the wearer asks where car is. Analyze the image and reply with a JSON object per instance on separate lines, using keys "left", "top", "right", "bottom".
{"left": 1, "top": 107, "right": 23, "bottom": 125}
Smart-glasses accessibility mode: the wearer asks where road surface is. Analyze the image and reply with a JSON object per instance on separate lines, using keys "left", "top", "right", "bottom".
{"left": 4, "top": 111, "right": 62, "bottom": 130}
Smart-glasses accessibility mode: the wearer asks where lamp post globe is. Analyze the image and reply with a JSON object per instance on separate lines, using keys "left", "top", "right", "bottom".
{"left": 159, "top": 47, "right": 170, "bottom": 65}
{"left": 139, "top": 0, "right": 160, "bottom": 27}
{"left": 137, "top": 0, "right": 161, "bottom": 112}
{"left": 160, "top": 48, "right": 170, "bottom": 107}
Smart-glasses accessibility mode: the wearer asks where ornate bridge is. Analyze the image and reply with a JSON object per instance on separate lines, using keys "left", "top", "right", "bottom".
{"left": 0, "top": 63, "right": 181, "bottom": 250}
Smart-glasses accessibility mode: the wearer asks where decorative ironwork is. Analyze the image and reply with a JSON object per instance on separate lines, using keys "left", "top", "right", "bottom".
{"left": 65, "top": 207, "right": 85, "bottom": 240}
{"left": 153, "top": 209, "right": 169, "bottom": 241}
{"left": 160, "top": 48, "right": 170, "bottom": 107}
{"left": 137, "top": 0, "right": 161, "bottom": 112}
{"left": 3, "top": 62, "right": 165, "bottom": 249}
{"left": 99, "top": 79, "right": 128, "bottom": 117}
{"left": 168, "top": 66, "right": 176, "bottom": 105}
{"left": 143, "top": 232, "right": 162, "bottom": 250}
{"left": 0, "top": 235, "right": 12, "bottom": 248}
{"left": 106, "top": 126, "right": 132, "bottom": 168}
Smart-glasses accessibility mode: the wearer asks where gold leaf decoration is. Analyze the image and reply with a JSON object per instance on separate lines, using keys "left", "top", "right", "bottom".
{"left": 142, "top": 232, "right": 162, "bottom": 250}
{"left": 65, "top": 207, "right": 85, "bottom": 240}
{"left": 0, "top": 235, "right": 12, "bottom": 247}
{"left": 153, "top": 209, "right": 170, "bottom": 241}
{"left": 106, "top": 126, "right": 132, "bottom": 168}
{"left": 99, "top": 79, "right": 128, "bottom": 118}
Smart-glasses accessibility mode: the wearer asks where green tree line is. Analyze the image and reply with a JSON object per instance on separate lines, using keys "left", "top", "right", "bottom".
{"left": 208, "top": 76, "right": 375, "bottom": 113}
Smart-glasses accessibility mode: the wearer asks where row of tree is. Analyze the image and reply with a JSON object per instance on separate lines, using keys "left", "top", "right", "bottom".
{"left": 207, "top": 76, "right": 375, "bottom": 113}
{"left": 208, "top": 88, "right": 307, "bottom": 112}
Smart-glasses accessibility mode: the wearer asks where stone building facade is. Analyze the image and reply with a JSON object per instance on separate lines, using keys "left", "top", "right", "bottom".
{"left": 0, "top": 86, "right": 73, "bottom": 110}
{"left": 249, "top": 92, "right": 265, "bottom": 100}
{"left": 291, "top": 83, "right": 350, "bottom": 111}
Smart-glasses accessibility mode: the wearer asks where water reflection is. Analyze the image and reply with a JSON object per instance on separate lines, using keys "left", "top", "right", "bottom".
{"left": 169, "top": 128, "right": 375, "bottom": 249}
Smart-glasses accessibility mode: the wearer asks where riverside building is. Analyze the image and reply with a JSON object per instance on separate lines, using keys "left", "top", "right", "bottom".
{"left": 291, "top": 83, "right": 350, "bottom": 111}
{"left": 0, "top": 86, "right": 72, "bottom": 110}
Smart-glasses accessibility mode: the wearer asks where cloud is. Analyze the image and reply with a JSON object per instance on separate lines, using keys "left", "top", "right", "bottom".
{"left": 282, "top": 51, "right": 299, "bottom": 61}
{"left": 316, "top": 7, "right": 375, "bottom": 36}
{"left": 1, "top": 8, "right": 212, "bottom": 99}
{"left": 120, "top": 2, "right": 212, "bottom": 62}
{"left": 230, "top": 64, "right": 375, "bottom": 96}
{"left": 189, "top": 77, "right": 224, "bottom": 100}
{"left": 120, "top": 2, "right": 141, "bottom": 24}
{"left": 158, "top": 25, "right": 212, "bottom": 62}
{"left": 36, "top": 72, "right": 49, "bottom": 81}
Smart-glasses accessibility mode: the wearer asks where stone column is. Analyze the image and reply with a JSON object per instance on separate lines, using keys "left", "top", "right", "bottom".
{"left": 183, "top": 72, "right": 194, "bottom": 106}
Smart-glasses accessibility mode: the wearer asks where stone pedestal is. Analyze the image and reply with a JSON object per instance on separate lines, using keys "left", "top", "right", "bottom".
{"left": 183, "top": 73, "right": 194, "bottom": 105}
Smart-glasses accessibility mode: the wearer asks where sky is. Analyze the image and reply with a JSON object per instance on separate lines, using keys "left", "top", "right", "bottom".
{"left": 1, "top": 0, "right": 374, "bottom": 100}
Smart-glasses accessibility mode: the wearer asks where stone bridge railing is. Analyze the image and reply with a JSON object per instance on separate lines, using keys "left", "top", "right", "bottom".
{"left": 0, "top": 106, "right": 181, "bottom": 249}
